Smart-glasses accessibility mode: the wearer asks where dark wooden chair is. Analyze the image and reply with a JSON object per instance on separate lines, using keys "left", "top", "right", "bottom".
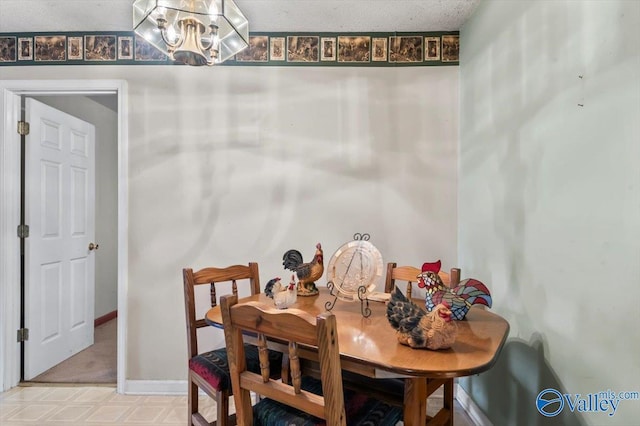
{"left": 383, "top": 262, "right": 462, "bottom": 426}
{"left": 220, "top": 295, "right": 403, "bottom": 426}
{"left": 183, "top": 263, "right": 282, "bottom": 426}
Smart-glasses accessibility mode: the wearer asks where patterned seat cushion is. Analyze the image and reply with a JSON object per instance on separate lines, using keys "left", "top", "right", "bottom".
{"left": 252, "top": 376, "right": 403, "bottom": 426}
{"left": 189, "top": 344, "right": 283, "bottom": 392}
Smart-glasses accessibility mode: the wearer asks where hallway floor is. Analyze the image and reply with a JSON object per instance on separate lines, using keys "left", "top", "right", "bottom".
{"left": 31, "top": 319, "right": 117, "bottom": 383}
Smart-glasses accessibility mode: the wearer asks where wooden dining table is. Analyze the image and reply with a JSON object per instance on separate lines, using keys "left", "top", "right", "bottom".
{"left": 205, "top": 287, "right": 509, "bottom": 426}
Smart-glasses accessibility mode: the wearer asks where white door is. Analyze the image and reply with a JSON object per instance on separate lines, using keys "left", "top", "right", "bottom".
{"left": 24, "top": 98, "right": 96, "bottom": 380}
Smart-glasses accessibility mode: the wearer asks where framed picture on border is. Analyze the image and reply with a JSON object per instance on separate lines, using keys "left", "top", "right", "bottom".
{"left": 320, "top": 37, "right": 336, "bottom": 61}
{"left": 389, "top": 36, "right": 423, "bottom": 63}
{"left": 118, "top": 36, "right": 133, "bottom": 60}
{"left": 372, "top": 37, "right": 387, "bottom": 62}
{"left": 236, "top": 35, "right": 268, "bottom": 62}
{"left": 18, "top": 37, "right": 32, "bottom": 61}
{"left": 0, "top": 37, "right": 17, "bottom": 62}
{"left": 35, "top": 36, "right": 66, "bottom": 61}
{"left": 287, "top": 36, "right": 319, "bottom": 62}
{"left": 441, "top": 35, "right": 459, "bottom": 62}
{"left": 270, "top": 37, "right": 285, "bottom": 61}
{"left": 68, "top": 36, "right": 83, "bottom": 60}
{"left": 85, "top": 35, "right": 116, "bottom": 61}
{"left": 425, "top": 36, "right": 440, "bottom": 61}
{"left": 134, "top": 35, "right": 168, "bottom": 61}
{"left": 338, "top": 36, "right": 370, "bottom": 63}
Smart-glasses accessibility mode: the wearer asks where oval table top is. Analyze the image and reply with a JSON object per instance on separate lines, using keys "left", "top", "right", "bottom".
{"left": 206, "top": 287, "right": 509, "bottom": 380}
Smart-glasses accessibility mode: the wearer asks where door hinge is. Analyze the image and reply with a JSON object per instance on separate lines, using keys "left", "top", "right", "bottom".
{"left": 17, "top": 328, "right": 29, "bottom": 342}
{"left": 17, "top": 224, "right": 29, "bottom": 238}
{"left": 17, "top": 120, "right": 30, "bottom": 136}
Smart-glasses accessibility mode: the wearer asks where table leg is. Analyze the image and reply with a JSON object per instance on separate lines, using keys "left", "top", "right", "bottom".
{"left": 404, "top": 377, "right": 427, "bottom": 426}
{"left": 443, "top": 378, "right": 454, "bottom": 426}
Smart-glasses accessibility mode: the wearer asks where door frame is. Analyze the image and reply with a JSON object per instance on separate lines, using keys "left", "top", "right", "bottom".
{"left": 0, "top": 80, "right": 128, "bottom": 393}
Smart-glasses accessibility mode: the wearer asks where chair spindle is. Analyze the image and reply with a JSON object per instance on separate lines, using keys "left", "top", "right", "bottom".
{"left": 288, "top": 341, "right": 301, "bottom": 394}
{"left": 257, "top": 333, "right": 270, "bottom": 382}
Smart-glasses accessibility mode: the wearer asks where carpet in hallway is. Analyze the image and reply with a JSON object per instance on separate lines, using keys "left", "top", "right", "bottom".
{"left": 30, "top": 319, "right": 116, "bottom": 383}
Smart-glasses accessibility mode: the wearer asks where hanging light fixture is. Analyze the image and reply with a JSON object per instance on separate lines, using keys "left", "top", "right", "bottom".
{"left": 133, "top": 0, "right": 249, "bottom": 66}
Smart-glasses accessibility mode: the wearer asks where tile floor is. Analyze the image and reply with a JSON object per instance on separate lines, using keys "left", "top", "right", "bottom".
{"left": 0, "top": 384, "right": 475, "bottom": 425}
{"left": 0, "top": 386, "right": 200, "bottom": 425}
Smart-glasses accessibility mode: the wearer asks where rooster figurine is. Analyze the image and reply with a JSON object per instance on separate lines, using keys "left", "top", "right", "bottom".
{"left": 417, "top": 260, "right": 492, "bottom": 320}
{"left": 265, "top": 276, "right": 297, "bottom": 309}
{"left": 386, "top": 287, "right": 457, "bottom": 350}
{"left": 282, "top": 243, "right": 324, "bottom": 296}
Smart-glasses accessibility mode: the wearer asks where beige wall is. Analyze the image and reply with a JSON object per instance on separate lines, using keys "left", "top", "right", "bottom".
{"left": 460, "top": 1, "right": 640, "bottom": 424}
{"left": 1, "top": 65, "right": 459, "bottom": 381}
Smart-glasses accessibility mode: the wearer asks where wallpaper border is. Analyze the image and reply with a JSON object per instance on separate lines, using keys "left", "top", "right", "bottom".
{"left": 0, "top": 31, "right": 459, "bottom": 67}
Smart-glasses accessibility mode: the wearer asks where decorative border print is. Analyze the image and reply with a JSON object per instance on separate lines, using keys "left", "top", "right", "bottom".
{"left": 287, "top": 36, "right": 319, "bottom": 62}
{"left": 0, "top": 31, "right": 459, "bottom": 67}
{"left": 372, "top": 37, "right": 387, "bottom": 62}
{"left": 236, "top": 35, "right": 268, "bottom": 62}
{"left": 35, "top": 36, "right": 66, "bottom": 61}
{"left": 270, "top": 37, "right": 285, "bottom": 61}
{"left": 134, "top": 36, "right": 167, "bottom": 61}
{"left": 320, "top": 37, "right": 336, "bottom": 61}
{"left": 425, "top": 36, "right": 440, "bottom": 61}
{"left": 18, "top": 37, "right": 32, "bottom": 61}
{"left": 338, "top": 36, "right": 370, "bottom": 63}
{"left": 441, "top": 35, "right": 459, "bottom": 62}
{"left": 0, "top": 37, "right": 17, "bottom": 62}
{"left": 118, "top": 36, "right": 133, "bottom": 60}
{"left": 85, "top": 35, "right": 116, "bottom": 61}
{"left": 389, "top": 36, "right": 423, "bottom": 63}
{"left": 68, "top": 36, "right": 83, "bottom": 60}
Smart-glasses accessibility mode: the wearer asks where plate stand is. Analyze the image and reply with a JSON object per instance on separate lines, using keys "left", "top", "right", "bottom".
{"left": 325, "top": 281, "right": 372, "bottom": 318}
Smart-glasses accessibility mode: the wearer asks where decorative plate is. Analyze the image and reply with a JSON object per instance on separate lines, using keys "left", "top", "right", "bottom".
{"left": 326, "top": 235, "right": 383, "bottom": 302}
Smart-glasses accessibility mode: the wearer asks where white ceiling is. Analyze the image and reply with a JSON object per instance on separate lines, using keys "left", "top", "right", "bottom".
{"left": 0, "top": 0, "right": 481, "bottom": 33}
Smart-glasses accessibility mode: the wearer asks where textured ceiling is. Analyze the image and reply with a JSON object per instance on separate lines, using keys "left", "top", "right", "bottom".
{"left": 0, "top": 0, "right": 481, "bottom": 33}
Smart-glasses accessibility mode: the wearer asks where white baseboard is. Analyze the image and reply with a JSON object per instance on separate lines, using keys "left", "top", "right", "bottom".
{"left": 455, "top": 384, "right": 493, "bottom": 426}
{"left": 124, "top": 380, "right": 187, "bottom": 395}
{"left": 123, "top": 380, "right": 257, "bottom": 408}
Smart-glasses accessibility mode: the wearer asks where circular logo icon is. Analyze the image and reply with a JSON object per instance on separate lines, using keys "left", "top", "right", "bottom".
{"left": 536, "top": 388, "right": 564, "bottom": 417}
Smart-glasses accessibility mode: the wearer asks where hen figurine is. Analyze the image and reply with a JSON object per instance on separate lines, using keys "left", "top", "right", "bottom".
{"left": 264, "top": 277, "right": 283, "bottom": 298}
{"left": 418, "top": 260, "right": 492, "bottom": 320}
{"left": 265, "top": 276, "right": 297, "bottom": 309}
{"left": 386, "top": 287, "right": 457, "bottom": 350}
{"left": 282, "top": 243, "right": 324, "bottom": 296}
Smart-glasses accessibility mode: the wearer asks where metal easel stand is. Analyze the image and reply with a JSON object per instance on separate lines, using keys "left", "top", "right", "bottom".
{"left": 325, "top": 281, "right": 372, "bottom": 318}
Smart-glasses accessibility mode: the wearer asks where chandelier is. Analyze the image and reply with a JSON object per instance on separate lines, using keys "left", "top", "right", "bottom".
{"left": 133, "top": 0, "right": 249, "bottom": 66}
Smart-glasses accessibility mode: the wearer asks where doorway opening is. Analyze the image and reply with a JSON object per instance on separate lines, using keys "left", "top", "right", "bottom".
{"left": 0, "top": 80, "right": 128, "bottom": 394}
{"left": 22, "top": 95, "right": 117, "bottom": 384}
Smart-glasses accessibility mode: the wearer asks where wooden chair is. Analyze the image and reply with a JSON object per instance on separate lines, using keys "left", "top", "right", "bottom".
{"left": 383, "top": 262, "right": 461, "bottom": 426}
{"left": 220, "top": 295, "right": 403, "bottom": 426}
{"left": 384, "top": 262, "right": 460, "bottom": 299}
{"left": 183, "top": 263, "right": 282, "bottom": 426}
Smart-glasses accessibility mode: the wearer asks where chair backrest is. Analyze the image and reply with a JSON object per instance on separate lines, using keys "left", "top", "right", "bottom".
{"left": 384, "top": 262, "right": 461, "bottom": 298}
{"left": 183, "top": 263, "right": 261, "bottom": 359}
{"left": 220, "top": 295, "right": 346, "bottom": 426}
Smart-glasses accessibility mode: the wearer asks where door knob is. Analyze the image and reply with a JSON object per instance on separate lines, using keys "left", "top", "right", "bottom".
{"left": 89, "top": 242, "right": 99, "bottom": 251}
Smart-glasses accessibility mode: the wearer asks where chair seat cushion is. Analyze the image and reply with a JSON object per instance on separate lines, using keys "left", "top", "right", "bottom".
{"left": 252, "top": 376, "right": 403, "bottom": 426}
{"left": 189, "top": 344, "right": 283, "bottom": 392}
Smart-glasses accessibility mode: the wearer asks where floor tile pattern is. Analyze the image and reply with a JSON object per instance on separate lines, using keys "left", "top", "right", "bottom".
{"left": 0, "top": 385, "right": 475, "bottom": 425}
